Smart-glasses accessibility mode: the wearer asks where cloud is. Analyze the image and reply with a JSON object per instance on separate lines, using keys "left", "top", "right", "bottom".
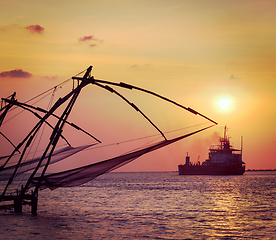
{"left": 42, "top": 76, "right": 58, "bottom": 81}
{"left": 0, "top": 69, "right": 32, "bottom": 78}
{"left": 229, "top": 74, "right": 239, "bottom": 80}
{"left": 130, "top": 64, "right": 151, "bottom": 69}
{"left": 79, "top": 35, "right": 94, "bottom": 41}
{"left": 0, "top": 26, "right": 7, "bottom": 32}
{"left": 188, "top": 131, "right": 220, "bottom": 163}
{"left": 79, "top": 35, "right": 103, "bottom": 47}
{"left": 25, "top": 24, "right": 44, "bottom": 34}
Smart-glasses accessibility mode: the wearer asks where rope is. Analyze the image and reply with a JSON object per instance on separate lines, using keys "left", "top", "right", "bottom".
{"left": 1, "top": 67, "right": 88, "bottom": 125}
{"left": 2, "top": 90, "right": 55, "bottom": 125}
{"left": 83, "top": 122, "right": 209, "bottom": 152}
{"left": 15, "top": 88, "right": 58, "bottom": 189}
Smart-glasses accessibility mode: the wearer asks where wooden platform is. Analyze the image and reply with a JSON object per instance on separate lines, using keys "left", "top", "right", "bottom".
{"left": 0, "top": 193, "right": 38, "bottom": 214}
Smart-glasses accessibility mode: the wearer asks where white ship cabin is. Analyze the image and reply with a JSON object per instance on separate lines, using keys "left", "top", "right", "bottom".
{"left": 208, "top": 137, "right": 242, "bottom": 164}
{"left": 209, "top": 151, "right": 242, "bottom": 164}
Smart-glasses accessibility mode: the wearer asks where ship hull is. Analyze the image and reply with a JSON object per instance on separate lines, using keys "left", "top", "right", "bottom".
{"left": 178, "top": 164, "right": 245, "bottom": 175}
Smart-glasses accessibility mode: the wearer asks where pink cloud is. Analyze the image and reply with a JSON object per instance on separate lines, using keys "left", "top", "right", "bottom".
{"left": 42, "top": 76, "right": 58, "bottom": 81}
{"left": 25, "top": 24, "right": 44, "bottom": 34}
{"left": 79, "top": 35, "right": 94, "bottom": 41}
{"left": 0, "top": 69, "right": 32, "bottom": 78}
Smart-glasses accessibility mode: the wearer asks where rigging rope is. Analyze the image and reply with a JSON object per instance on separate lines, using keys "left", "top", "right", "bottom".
{"left": 15, "top": 87, "right": 58, "bottom": 189}
{"left": 25, "top": 68, "right": 87, "bottom": 104}
{"left": 1, "top": 89, "right": 56, "bottom": 125}
{"left": 81, "top": 122, "right": 209, "bottom": 152}
{"left": 1, "top": 68, "right": 88, "bottom": 126}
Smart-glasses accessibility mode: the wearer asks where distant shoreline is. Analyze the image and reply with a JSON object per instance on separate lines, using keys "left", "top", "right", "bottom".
{"left": 246, "top": 169, "right": 276, "bottom": 172}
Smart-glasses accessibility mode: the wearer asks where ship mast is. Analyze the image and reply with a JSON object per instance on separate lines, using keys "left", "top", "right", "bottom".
{"left": 241, "top": 136, "right": 243, "bottom": 160}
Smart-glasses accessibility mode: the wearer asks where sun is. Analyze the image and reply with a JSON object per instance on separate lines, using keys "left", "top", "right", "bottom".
{"left": 217, "top": 97, "right": 232, "bottom": 111}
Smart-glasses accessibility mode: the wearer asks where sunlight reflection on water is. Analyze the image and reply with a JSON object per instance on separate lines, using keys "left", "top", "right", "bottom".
{"left": 0, "top": 171, "right": 275, "bottom": 239}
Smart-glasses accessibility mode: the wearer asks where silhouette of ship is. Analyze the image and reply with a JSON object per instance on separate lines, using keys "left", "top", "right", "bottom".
{"left": 0, "top": 66, "right": 217, "bottom": 214}
{"left": 178, "top": 126, "right": 245, "bottom": 175}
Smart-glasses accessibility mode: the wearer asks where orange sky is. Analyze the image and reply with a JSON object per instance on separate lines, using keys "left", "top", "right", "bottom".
{"left": 0, "top": 0, "right": 275, "bottom": 171}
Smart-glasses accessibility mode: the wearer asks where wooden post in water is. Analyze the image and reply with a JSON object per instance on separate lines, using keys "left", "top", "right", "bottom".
{"left": 14, "top": 194, "right": 22, "bottom": 213}
{"left": 31, "top": 193, "right": 38, "bottom": 215}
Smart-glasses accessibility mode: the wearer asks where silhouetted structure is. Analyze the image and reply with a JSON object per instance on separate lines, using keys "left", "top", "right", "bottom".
{"left": 179, "top": 126, "right": 245, "bottom": 175}
{"left": 0, "top": 66, "right": 217, "bottom": 214}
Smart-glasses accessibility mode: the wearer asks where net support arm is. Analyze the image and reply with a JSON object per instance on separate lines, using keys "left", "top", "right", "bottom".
{"left": 72, "top": 76, "right": 217, "bottom": 125}
{"left": 91, "top": 79, "right": 218, "bottom": 125}
{"left": 93, "top": 82, "right": 167, "bottom": 140}
{"left": 0, "top": 132, "right": 20, "bottom": 154}
{"left": 21, "top": 69, "right": 92, "bottom": 195}
{"left": 2, "top": 98, "right": 101, "bottom": 144}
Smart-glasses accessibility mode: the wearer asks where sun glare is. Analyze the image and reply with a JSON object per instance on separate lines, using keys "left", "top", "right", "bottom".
{"left": 217, "top": 97, "right": 232, "bottom": 111}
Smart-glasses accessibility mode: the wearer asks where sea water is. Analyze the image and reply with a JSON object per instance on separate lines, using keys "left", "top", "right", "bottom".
{"left": 0, "top": 171, "right": 275, "bottom": 239}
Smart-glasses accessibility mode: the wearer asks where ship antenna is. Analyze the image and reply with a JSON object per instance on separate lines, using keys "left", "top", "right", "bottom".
{"left": 241, "top": 136, "right": 243, "bottom": 159}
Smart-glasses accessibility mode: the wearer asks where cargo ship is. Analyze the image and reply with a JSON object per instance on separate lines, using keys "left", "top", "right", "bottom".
{"left": 178, "top": 126, "right": 245, "bottom": 175}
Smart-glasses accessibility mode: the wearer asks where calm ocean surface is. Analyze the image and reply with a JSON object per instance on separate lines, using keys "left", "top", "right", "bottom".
{"left": 0, "top": 171, "right": 275, "bottom": 239}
